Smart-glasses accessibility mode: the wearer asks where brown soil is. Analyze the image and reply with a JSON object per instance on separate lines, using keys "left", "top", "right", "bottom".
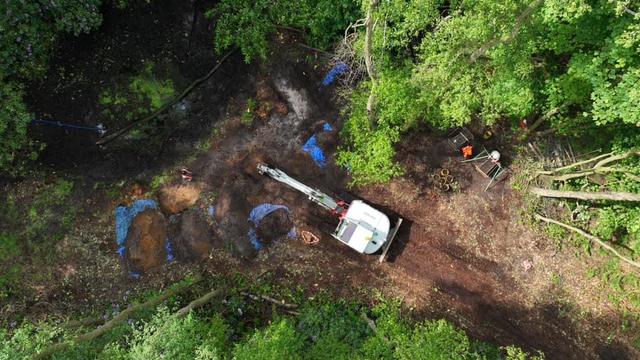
{"left": 171, "top": 209, "right": 219, "bottom": 260}
{"left": 256, "top": 209, "right": 293, "bottom": 243}
{"left": 157, "top": 183, "right": 202, "bottom": 214}
{"left": 125, "top": 209, "right": 167, "bottom": 272}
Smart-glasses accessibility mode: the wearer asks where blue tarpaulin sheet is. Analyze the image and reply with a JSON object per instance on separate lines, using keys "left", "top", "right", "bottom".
{"left": 247, "top": 203, "right": 295, "bottom": 250}
{"left": 115, "top": 199, "right": 174, "bottom": 277}
{"left": 321, "top": 63, "right": 349, "bottom": 86}
{"left": 302, "top": 135, "right": 327, "bottom": 168}
{"left": 302, "top": 122, "right": 334, "bottom": 168}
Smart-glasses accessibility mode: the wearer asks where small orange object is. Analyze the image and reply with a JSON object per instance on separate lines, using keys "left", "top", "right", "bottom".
{"left": 461, "top": 145, "right": 473, "bottom": 159}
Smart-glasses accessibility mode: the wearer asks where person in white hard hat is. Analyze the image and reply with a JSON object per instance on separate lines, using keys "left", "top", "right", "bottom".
{"left": 490, "top": 150, "right": 501, "bottom": 163}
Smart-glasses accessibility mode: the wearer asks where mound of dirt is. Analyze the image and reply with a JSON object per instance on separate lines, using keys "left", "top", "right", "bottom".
{"left": 256, "top": 208, "right": 293, "bottom": 243}
{"left": 157, "top": 183, "right": 201, "bottom": 214}
{"left": 125, "top": 209, "right": 167, "bottom": 272}
{"left": 172, "top": 209, "right": 218, "bottom": 260}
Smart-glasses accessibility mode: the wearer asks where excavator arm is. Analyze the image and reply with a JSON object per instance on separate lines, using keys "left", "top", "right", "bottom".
{"left": 257, "top": 163, "right": 342, "bottom": 213}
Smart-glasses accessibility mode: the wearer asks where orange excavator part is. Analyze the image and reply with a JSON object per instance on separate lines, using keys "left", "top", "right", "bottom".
{"left": 461, "top": 145, "right": 473, "bottom": 159}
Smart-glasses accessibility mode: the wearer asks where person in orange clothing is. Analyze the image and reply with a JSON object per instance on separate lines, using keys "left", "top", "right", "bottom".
{"left": 461, "top": 145, "right": 473, "bottom": 159}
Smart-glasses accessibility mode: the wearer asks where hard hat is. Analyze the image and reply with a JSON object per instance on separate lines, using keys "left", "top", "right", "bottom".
{"left": 490, "top": 150, "right": 501, "bottom": 162}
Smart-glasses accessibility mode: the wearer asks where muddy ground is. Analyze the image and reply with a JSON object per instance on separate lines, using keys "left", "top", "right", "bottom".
{"left": 2, "top": 2, "right": 638, "bottom": 359}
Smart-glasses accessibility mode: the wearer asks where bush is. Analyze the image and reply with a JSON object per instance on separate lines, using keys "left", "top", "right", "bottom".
{"left": 210, "top": 0, "right": 360, "bottom": 62}
{"left": 232, "top": 319, "right": 304, "bottom": 360}
{"left": 0, "top": 82, "right": 37, "bottom": 173}
{"left": 124, "top": 308, "right": 228, "bottom": 360}
{"left": 337, "top": 87, "right": 402, "bottom": 185}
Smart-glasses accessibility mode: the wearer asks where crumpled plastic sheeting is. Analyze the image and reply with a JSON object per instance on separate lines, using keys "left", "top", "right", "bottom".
{"left": 247, "top": 203, "right": 296, "bottom": 250}
{"left": 115, "top": 199, "right": 174, "bottom": 278}
{"left": 302, "top": 122, "right": 334, "bottom": 168}
{"left": 302, "top": 135, "right": 327, "bottom": 168}
{"left": 115, "top": 199, "right": 158, "bottom": 252}
{"left": 321, "top": 62, "right": 349, "bottom": 86}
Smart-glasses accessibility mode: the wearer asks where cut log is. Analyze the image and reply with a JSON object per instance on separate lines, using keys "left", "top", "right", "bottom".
{"left": 530, "top": 187, "right": 640, "bottom": 202}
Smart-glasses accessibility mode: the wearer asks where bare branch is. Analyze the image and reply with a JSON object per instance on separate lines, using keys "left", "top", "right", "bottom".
{"left": 535, "top": 214, "right": 640, "bottom": 271}
{"left": 175, "top": 288, "right": 225, "bottom": 319}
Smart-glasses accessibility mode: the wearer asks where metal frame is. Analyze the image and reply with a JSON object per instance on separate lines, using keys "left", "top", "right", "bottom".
{"left": 447, "top": 127, "right": 474, "bottom": 152}
{"left": 462, "top": 149, "right": 509, "bottom": 191}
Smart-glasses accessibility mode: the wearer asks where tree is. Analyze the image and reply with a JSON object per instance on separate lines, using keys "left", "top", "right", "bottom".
{"left": 0, "top": 0, "right": 103, "bottom": 173}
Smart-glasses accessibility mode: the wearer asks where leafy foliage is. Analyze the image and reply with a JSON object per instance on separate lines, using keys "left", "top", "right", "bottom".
{"left": 337, "top": 87, "right": 402, "bottom": 184}
{"left": 336, "top": 0, "right": 640, "bottom": 183}
{"left": 0, "top": 0, "right": 103, "bottom": 172}
{"left": 233, "top": 319, "right": 304, "bottom": 360}
{"left": 0, "top": 295, "right": 539, "bottom": 359}
{"left": 210, "top": 0, "right": 361, "bottom": 62}
{"left": 0, "top": 82, "right": 36, "bottom": 172}
{"left": 98, "top": 62, "right": 175, "bottom": 134}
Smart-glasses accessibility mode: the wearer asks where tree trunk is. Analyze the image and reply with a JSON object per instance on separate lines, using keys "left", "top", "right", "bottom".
{"left": 364, "top": 0, "right": 380, "bottom": 128}
{"left": 530, "top": 187, "right": 640, "bottom": 202}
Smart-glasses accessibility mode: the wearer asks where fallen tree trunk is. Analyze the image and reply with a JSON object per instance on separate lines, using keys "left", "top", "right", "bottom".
{"left": 96, "top": 50, "right": 235, "bottom": 146}
{"left": 535, "top": 214, "right": 640, "bottom": 271}
{"left": 530, "top": 187, "right": 640, "bottom": 202}
{"left": 34, "top": 275, "right": 202, "bottom": 360}
{"left": 364, "top": 0, "right": 380, "bottom": 128}
{"left": 175, "top": 287, "right": 225, "bottom": 319}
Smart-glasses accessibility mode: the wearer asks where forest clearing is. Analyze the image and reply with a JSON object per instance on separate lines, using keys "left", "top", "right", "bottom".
{"left": 1, "top": 1, "right": 639, "bottom": 359}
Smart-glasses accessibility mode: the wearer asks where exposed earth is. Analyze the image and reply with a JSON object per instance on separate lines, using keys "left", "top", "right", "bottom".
{"left": 2, "top": 2, "right": 638, "bottom": 359}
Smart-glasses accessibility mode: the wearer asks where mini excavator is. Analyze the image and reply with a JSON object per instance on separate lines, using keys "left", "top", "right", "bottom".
{"left": 257, "top": 163, "right": 402, "bottom": 262}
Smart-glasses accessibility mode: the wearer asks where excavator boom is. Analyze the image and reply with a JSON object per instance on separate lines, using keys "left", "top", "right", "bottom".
{"left": 257, "top": 163, "right": 340, "bottom": 212}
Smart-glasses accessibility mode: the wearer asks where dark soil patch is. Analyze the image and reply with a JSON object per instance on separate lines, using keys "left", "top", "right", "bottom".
{"left": 171, "top": 209, "right": 219, "bottom": 261}
{"left": 256, "top": 209, "right": 293, "bottom": 243}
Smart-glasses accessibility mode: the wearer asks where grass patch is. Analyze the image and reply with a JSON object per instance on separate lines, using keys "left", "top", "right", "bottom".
{"left": 241, "top": 98, "right": 257, "bottom": 126}
{"left": 0, "top": 233, "right": 21, "bottom": 299}
{"left": 98, "top": 62, "right": 176, "bottom": 124}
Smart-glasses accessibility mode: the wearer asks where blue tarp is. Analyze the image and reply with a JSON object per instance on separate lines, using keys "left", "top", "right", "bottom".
{"left": 247, "top": 203, "right": 295, "bottom": 250}
{"left": 302, "top": 122, "right": 334, "bottom": 168}
{"left": 115, "top": 199, "right": 158, "bottom": 252}
{"left": 302, "top": 135, "right": 327, "bottom": 168}
{"left": 321, "top": 63, "right": 349, "bottom": 86}
{"left": 115, "top": 199, "right": 174, "bottom": 277}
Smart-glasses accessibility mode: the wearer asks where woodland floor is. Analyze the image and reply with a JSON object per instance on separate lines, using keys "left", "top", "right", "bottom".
{"left": 1, "top": 2, "right": 638, "bottom": 359}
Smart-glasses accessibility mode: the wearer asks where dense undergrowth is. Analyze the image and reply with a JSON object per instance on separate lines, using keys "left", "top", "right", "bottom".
{"left": 0, "top": 276, "right": 541, "bottom": 360}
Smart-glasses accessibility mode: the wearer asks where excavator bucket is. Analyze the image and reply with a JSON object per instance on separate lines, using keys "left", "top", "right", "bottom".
{"left": 379, "top": 217, "right": 403, "bottom": 263}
